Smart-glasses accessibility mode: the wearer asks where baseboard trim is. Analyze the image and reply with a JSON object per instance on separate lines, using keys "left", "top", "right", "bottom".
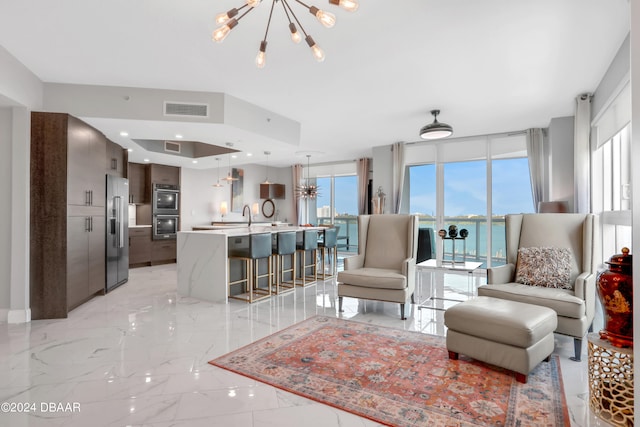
{"left": 5, "top": 308, "right": 31, "bottom": 324}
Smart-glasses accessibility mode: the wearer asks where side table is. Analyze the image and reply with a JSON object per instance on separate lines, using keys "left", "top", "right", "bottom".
{"left": 415, "top": 259, "right": 482, "bottom": 311}
{"left": 587, "top": 333, "right": 634, "bottom": 426}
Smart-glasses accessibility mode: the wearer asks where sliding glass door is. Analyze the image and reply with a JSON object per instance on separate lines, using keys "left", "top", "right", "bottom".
{"left": 316, "top": 175, "right": 358, "bottom": 253}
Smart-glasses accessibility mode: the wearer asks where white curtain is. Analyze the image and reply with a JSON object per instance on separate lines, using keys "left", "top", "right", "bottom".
{"left": 392, "top": 142, "right": 405, "bottom": 214}
{"left": 357, "top": 158, "right": 369, "bottom": 215}
{"left": 292, "top": 164, "right": 303, "bottom": 224}
{"left": 526, "top": 128, "right": 545, "bottom": 212}
{"left": 574, "top": 93, "right": 592, "bottom": 213}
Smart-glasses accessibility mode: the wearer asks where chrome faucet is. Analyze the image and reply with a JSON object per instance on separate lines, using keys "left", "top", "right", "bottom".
{"left": 242, "top": 204, "right": 252, "bottom": 227}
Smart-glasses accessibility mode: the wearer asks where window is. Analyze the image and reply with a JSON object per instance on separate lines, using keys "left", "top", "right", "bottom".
{"left": 406, "top": 132, "right": 533, "bottom": 267}
{"left": 492, "top": 157, "right": 534, "bottom": 264}
{"left": 444, "top": 161, "right": 487, "bottom": 264}
{"left": 592, "top": 124, "right": 631, "bottom": 258}
{"left": 316, "top": 175, "right": 358, "bottom": 253}
{"left": 409, "top": 163, "right": 436, "bottom": 230}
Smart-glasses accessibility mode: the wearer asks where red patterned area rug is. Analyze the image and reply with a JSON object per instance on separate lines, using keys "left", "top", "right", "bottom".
{"left": 209, "top": 315, "right": 570, "bottom": 427}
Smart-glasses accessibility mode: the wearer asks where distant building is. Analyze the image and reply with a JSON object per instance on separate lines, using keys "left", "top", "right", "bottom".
{"left": 317, "top": 205, "right": 334, "bottom": 218}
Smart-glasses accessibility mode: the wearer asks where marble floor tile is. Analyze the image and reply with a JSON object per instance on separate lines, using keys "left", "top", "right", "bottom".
{"left": 0, "top": 263, "right": 615, "bottom": 426}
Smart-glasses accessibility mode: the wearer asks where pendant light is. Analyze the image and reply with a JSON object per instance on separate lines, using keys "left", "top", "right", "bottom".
{"left": 212, "top": 157, "right": 223, "bottom": 188}
{"left": 222, "top": 143, "right": 238, "bottom": 183}
{"left": 262, "top": 151, "right": 271, "bottom": 184}
{"left": 419, "top": 109, "right": 453, "bottom": 140}
{"left": 296, "top": 154, "right": 319, "bottom": 199}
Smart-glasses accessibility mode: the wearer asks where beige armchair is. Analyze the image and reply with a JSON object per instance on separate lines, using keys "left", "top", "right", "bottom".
{"left": 477, "top": 213, "right": 599, "bottom": 361}
{"left": 337, "top": 214, "right": 419, "bottom": 320}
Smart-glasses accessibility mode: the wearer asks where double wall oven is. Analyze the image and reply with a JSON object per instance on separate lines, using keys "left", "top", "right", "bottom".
{"left": 152, "top": 184, "right": 179, "bottom": 240}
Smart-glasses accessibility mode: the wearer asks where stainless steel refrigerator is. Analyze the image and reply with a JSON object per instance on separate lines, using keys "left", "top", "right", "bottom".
{"left": 106, "top": 175, "right": 129, "bottom": 292}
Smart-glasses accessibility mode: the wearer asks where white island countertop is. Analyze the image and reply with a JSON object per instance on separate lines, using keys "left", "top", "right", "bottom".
{"left": 177, "top": 226, "right": 323, "bottom": 303}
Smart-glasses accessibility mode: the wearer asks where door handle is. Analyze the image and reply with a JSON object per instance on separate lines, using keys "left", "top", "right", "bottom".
{"left": 85, "top": 190, "right": 91, "bottom": 206}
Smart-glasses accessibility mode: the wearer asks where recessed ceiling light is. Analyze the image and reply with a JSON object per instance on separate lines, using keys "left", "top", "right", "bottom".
{"left": 231, "top": 154, "right": 237, "bottom": 159}
{"left": 192, "top": 160, "right": 198, "bottom": 164}
{"left": 143, "top": 158, "right": 150, "bottom": 162}
{"left": 127, "top": 148, "right": 133, "bottom": 152}
{"left": 175, "top": 134, "right": 183, "bottom": 139}
{"left": 120, "top": 131, "right": 129, "bottom": 137}
{"left": 246, "top": 153, "right": 253, "bottom": 157}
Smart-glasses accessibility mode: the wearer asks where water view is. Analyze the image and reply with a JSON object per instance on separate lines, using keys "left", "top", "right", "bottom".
{"left": 318, "top": 214, "right": 509, "bottom": 267}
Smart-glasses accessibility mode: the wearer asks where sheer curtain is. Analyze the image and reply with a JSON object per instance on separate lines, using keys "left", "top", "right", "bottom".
{"left": 526, "top": 128, "right": 545, "bottom": 212}
{"left": 574, "top": 93, "right": 592, "bottom": 214}
{"left": 291, "top": 164, "right": 302, "bottom": 224}
{"left": 357, "top": 158, "right": 369, "bottom": 215}
{"left": 392, "top": 142, "right": 405, "bottom": 214}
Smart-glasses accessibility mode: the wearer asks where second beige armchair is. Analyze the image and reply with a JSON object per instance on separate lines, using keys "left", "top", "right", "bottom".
{"left": 478, "top": 213, "right": 599, "bottom": 361}
{"left": 337, "top": 214, "right": 419, "bottom": 320}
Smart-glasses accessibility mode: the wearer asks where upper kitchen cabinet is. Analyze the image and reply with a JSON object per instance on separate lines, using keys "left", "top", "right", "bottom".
{"left": 106, "top": 138, "right": 126, "bottom": 177}
{"left": 150, "top": 164, "right": 180, "bottom": 186}
{"left": 128, "top": 162, "right": 149, "bottom": 204}
{"left": 66, "top": 116, "right": 106, "bottom": 207}
{"left": 30, "top": 112, "right": 108, "bottom": 319}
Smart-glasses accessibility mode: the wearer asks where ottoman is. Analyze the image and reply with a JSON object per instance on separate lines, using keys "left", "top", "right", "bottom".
{"left": 444, "top": 296, "right": 557, "bottom": 383}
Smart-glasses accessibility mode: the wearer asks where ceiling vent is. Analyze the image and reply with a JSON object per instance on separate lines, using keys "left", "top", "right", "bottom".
{"left": 164, "top": 140, "right": 181, "bottom": 153}
{"left": 164, "top": 101, "right": 209, "bottom": 118}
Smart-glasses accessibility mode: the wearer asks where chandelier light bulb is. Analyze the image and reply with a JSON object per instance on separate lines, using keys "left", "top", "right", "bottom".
{"left": 215, "top": 8, "right": 238, "bottom": 25}
{"left": 305, "top": 35, "right": 325, "bottom": 62}
{"left": 309, "top": 7, "right": 335, "bottom": 28}
{"left": 289, "top": 23, "right": 302, "bottom": 44}
{"left": 329, "top": 0, "right": 359, "bottom": 12}
{"left": 255, "top": 41, "right": 267, "bottom": 68}
{"left": 246, "top": 0, "right": 260, "bottom": 7}
{"left": 212, "top": 19, "right": 238, "bottom": 43}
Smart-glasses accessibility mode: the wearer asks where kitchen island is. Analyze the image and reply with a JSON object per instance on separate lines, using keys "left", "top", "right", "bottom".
{"left": 177, "top": 225, "right": 321, "bottom": 303}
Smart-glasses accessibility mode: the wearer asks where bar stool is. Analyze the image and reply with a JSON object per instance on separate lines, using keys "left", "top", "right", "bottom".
{"left": 318, "top": 227, "right": 338, "bottom": 280}
{"left": 228, "top": 232, "right": 272, "bottom": 303}
{"left": 271, "top": 231, "right": 297, "bottom": 294}
{"left": 295, "top": 229, "right": 318, "bottom": 286}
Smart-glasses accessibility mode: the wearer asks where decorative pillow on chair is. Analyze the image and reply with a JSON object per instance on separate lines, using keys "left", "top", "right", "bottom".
{"left": 515, "top": 247, "right": 573, "bottom": 290}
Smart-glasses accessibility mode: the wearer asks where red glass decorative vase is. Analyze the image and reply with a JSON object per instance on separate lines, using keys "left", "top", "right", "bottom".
{"left": 597, "top": 247, "right": 633, "bottom": 348}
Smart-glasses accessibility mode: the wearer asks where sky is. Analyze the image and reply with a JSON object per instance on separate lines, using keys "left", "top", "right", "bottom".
{"left": 409, "top": 158, "right": 534, "bottom": 217}
{"left": 316, "top": 176, "right": 357, "bottom": 215}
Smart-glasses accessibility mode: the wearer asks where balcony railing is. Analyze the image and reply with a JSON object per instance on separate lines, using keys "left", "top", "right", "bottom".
{"left": 317, "top": 215, "right": 358, "bottom": 253}
{"left": 319, "top": 214, "right": 507, "bottom": 266}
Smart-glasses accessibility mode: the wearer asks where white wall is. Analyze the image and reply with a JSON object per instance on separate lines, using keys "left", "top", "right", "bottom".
{"left": 372, "top": 145, "right": 394, "bottom": 214}
{"left": 630, "top": 2, "right": 640, "bottom": 416}
{"left": 0, "top": 45, "right": 43, "bottom": 109}
{"left": 0, "top": 108, "right": 11, "bottom": 309}
{"left": 180, "top": 164, "right": 295, "bottom": 230}
{"left": 0, "top": 45, "right": 42, "bottom": 323}
{"left": 592, "top": 35, "right": 630, "bottom": 119}
{"left": 547, "top": 116, "right": 575, "bottom": 211}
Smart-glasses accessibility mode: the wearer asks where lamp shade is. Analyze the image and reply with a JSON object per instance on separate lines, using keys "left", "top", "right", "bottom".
{"left": 420, "top": 110, "right": 453, "bottom": 140}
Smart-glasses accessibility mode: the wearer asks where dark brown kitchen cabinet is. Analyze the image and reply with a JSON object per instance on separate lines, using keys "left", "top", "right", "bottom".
{"left": 151, "top": 240, "right": 177, "bottom": 265}
{"left": 106, "top": 138, "right": 125, "bottom": 177}
{"left": 150, "top": 164, "right": 180, "bottom": 186}
{"left": 30, "top": 112, "right": 114, "bottom": 319}
{"left": 128, "top": 162, "right": 149, "bottom": 204}
{"left": 67, "top": 213, "right": 105, "bottom": 309}
{"left": 129, "top": 227, "right": 152, "bottom": 266}
{"left": 67, "top": 116, "right": 106, "bottom": 207}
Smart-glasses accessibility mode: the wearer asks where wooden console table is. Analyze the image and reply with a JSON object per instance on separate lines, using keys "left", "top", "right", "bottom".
{"left": 587, "top": 333, "right": 634, "bottom": 426}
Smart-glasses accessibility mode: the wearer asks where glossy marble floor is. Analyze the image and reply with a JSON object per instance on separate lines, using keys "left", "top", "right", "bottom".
{"left": 0, "top": 263, "right": 614, "bottom": 426}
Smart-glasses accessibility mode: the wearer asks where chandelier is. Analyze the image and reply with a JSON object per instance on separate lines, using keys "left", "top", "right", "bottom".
{"left": 212, "top": 0, "right": 359, "bottom": 67}
{"left": 296, "top": 155, "right": 319, "bottom": 199}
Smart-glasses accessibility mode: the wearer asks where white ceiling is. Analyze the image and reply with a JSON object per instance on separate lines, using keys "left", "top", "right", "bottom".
{"left": 0, "top": 0, "right": 630, "bottom": 169}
